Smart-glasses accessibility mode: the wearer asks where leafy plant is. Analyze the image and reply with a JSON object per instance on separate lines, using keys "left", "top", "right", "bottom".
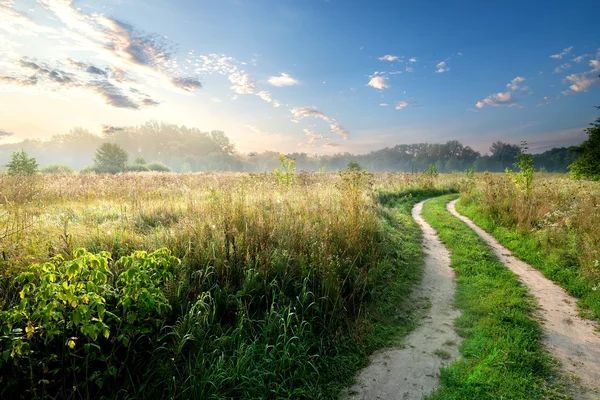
{"left": 274, "top": 153, "right": 296, "bottom": 186}
{"left": 506, "top": 141, "right": 535, "bottom": 196}
{"left": 5, "top": 149, "right": 38, "bottom": 176}
{"left": 146, "top": 162, "right": 172, "bottom": 172}
{"left": 40, "top": 164, "right": 74, "bottom": 174}
{"left": 0, "top": 248, "right": 180, "bottom": 397}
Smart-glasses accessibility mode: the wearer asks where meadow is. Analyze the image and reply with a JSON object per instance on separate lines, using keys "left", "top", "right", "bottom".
{"left": 0, "top": 170, "right": 457, "bottom": 399}
{"left": 3, "top": 169, "right": 599, "bottom": 399}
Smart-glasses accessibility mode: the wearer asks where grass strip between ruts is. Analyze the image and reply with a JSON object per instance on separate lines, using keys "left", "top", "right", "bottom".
{"left": 422, "top": 194, "right": 568, "bottom": 400}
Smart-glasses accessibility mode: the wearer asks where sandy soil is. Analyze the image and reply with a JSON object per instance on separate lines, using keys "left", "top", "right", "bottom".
{"left": 343, "top": 200, "right": 462, "bottom": 400}
{"left": 448, "top": 199, "right": 600, "bottom": 400}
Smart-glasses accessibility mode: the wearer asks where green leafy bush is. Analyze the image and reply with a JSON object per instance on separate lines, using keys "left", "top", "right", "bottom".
{"left": 40, "top": 164, "right": 74, "bottom": 174}
{"left": 0, "top": 248, "right": 180, "bottom": 397}
{"left": 126, "top": 163, "right": 150, "bottom": 172}
{"left": 146, "top": 162, "right": 172, "bottom": 172}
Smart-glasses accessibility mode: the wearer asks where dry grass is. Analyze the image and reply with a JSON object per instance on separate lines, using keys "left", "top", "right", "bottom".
{"left": 461, "top": 172, "right": 600, "bottom": 283}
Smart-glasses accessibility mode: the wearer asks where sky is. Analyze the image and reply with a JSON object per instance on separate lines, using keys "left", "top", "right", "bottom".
{"left": 0, "top": 0, "right": 599, "bottom": 155}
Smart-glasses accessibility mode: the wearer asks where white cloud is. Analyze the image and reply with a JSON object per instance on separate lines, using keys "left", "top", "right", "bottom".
{"left": 409, "top": 57, "right": 417, "bottom": 63}
{"left": 562, "top": 56, "right": 600, "bottom": 94}
{"left": 537, "top": 96, "right": 550, "bottom": 106}
{"left": 255, "top": 90, "right": 272, "bottom": 103}
{"left": 379, "top": 103, "right": 389, "bottom": 107}
{"left": 246, "top": 125, "right": 271, "bottom": 135}
{"left": 267, "top": 73, "right": 299, "bottom": 87}
{"left": 290, "top": 107, "right": 349, "bottom": 140}
{"left": 573, "top": 54, "right": 591, "bottom": 63}
{"left": 405, "top": 66, "right": 413, "bottom": 73}
{"left": 367, "top": 75, "right": 389, "bottom": 90}
{"left": 550, "top": 46, "right": 573, "bottom": 60}
{"left": 435, "top": 61, "right": 449, "bottom": 73}
{"left": 506, "top": 76, "right": 526, "bottom": 91}
{"left": 379, "top": 54, "right": 401, "bottom": 62}
{"left": 210, "top": 97, "right": 221, "bottom": 103}
{"left": 303, "top": 128, "right": 325, "bottom": 147}
{"left": 475, "top": 91, "right": 517, "bottom": 108}
{"left": 395, "top": 101, "right": 409, "bottom": 110}
{"left": 553, "top": 63, "right": 571, "bottom": 74}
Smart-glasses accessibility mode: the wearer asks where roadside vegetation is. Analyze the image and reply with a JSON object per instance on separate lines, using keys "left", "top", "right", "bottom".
{"left": 422, "top": 195, "right": 567, "bottom": 400}
{"left": 457, "top": 173, "right": 600, "bottom": 319}
{"left": 0, "top": 166, "right": 458, "bottom": 399}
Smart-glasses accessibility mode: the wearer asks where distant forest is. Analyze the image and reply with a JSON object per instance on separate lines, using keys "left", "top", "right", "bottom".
{"left": 0, "top": 121, "right": 579, "bottom": 173}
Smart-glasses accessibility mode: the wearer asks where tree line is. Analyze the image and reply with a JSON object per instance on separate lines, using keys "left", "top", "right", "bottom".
{"left": 0, "top": 119, "right": 593, "bottom": 175}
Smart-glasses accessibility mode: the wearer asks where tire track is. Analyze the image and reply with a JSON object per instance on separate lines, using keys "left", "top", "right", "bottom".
{"left": 343, "top": 200, "right": 461, "bottom": 400}
{"left": 448, "top": 199, "right": 600, "bottom": 400}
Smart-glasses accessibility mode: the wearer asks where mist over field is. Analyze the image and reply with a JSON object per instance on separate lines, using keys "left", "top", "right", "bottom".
{"left": 0, "top": 121, "right": 580, "bottom": 173}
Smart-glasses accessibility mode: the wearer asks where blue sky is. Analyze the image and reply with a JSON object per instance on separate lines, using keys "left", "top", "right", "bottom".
{"left": 0, "top": 0, "right": 599, "bottom": 154}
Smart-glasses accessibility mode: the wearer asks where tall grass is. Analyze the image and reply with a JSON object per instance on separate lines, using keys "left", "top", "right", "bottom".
{"left": 458, "top": 172, "right": 600, "bottom": 318}
{"left": 0, "top": 171, "right": 459, "bottom": 399}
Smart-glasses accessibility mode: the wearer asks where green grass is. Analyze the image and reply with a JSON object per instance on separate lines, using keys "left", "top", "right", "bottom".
{"left": 456, "top": 199, "right": 600, "bottom": 320}
{"left": 422, "top": 195, "right": 568, "bottom": 400}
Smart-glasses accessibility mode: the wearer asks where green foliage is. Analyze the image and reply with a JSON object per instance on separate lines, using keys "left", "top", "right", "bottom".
{"left": 133, "top": 156, "right": 147, "bottom": 165}
{"left": 274, "top": 153, "right": 296, "bottom": 186}
{"left": 506, "top": 141, "right": 535, "bottom": 195}
{"left": 569, "top": 107, "right": 600, "bottom": 181}
{"left": 126, "top": 163, "right": 150, "bottom": 172}
{"left": 146, "top": 162, "right": 172, "bottom": 172}
{"left": 93, "top": 143, "right": 128, "bottom": 174}
{"left": 422, "top": 195, "right": 566, "bottom": 399}
{"left": 419, "top": 164, "right": 439, "bottom": 188}
{"left": 79, "top": 165, "right": 97, "bottom": 174}
{"left": 40, "top": 164, "right": 74, "bottom": 174}
{"left": 5, "top": 149, "right": 38, "bottom": 176}
{"left": 346, "top": 161, "right": 362, "bottom": 171}
{"left": 0, "top": 248, "right": 180, "bottom": 397}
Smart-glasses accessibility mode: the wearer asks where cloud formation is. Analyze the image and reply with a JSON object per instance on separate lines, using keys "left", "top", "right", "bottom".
{"left": 303, "top": 128, "right": 325, "bottom": 147}
{"left": 367, "top": 75, "right": 389, "bottom": 90}
{"left": 553, "top": 63, "right": 571, "bottom": 74}
{"left": 395, "top": 101, "right": 409, "bottom": 110}
{"left": 537, "top": 96, "right": 551, "bottom": 107}
{"left": 0, "top": 129, "right": 14, "bottom": 137}
{"left": 268, "top": 73, "right": 299, "bottom": 87}
{"left": 435, "top": 61, "right": 449, "bottom": 73}
{"left": 0, "top": 0, "right": 201, "bottom": 110}
{"left": 562, "top": 54, "right": 600, "bottom": 94}
{"left": 550, "top": 46, "right": 573, "bottom": 59}
{"left": 290, "top": 107, "right": 349, "bottom": 140}
{"left": 379, "top": 55, "right": 401, "bottom": 62}
{"left": 475, "top": 76, "right": 528, "bottom": 109}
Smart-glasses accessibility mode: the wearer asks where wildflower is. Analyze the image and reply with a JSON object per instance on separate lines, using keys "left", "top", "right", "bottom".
{"left": 211, "top": 224, "right": 216, "bottom": 229}
{"left": 107, "top": 230, "right": 111, "bottom": 236}
{"left": 277, "top": 199, "right": 281, "bottom": 204}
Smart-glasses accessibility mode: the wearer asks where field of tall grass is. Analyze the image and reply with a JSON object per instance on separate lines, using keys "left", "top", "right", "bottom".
{"left": 458, "top": 172, "right": 600, "bottom": 318}
{"left": 0, "top": 171, "right": 458, "bottom": 399}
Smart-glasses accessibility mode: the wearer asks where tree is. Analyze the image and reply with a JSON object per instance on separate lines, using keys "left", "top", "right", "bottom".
{"left": 5, "top": 149, "right": 38, "bottom": 176}
{"left": 133, "top": 156, "right": 147, "bottom": 165}
{"left": 569, "top": 107, "right": 600, "bottom": 181}
{"left": 93, "top": 143, "right": 128, "bottom": 174}
{"left": 346, "top": 161, "right": 362, "bottom": 171}
{"left": 489, "top": 141, "right": 521, "bottom": 171}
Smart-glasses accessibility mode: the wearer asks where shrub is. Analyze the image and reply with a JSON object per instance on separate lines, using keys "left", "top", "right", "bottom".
{"left": 146, "top": 162, "right": 171, "bottom": 172}
{"left": 0, "top": 248, "right": 180, "bottom": 397}
{"left": 79, "top": 165, "right": 97, "bottom": 174}
{"left": 40, "top": 164, "right": 74, "bottom": 174}
{"left": 126, "top": 164, "right": 150, "bottom": 172}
